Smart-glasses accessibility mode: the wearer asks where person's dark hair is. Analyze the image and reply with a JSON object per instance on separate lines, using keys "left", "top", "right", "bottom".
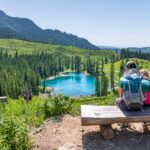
{"left": 126, "top": 61, "right": 137, "bottom": 69}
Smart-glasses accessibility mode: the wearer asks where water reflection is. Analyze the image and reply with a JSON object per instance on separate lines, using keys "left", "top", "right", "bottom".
{"left": 44, "top": 72, "right": 96, "bottom": 97}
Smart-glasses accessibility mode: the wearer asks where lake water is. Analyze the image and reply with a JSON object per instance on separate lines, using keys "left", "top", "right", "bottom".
{"left": 45, "top": 72, "right": 96, "bottom": 97}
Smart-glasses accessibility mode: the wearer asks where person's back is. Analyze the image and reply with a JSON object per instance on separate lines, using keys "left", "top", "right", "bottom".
{"left": 117, "top": 61, "right": 144, "bottom": 110}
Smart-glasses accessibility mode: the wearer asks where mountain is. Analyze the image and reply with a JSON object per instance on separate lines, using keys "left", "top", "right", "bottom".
{"left": 128, "top": 47, "right": 150, "bottom": 53}
{"left": 99, "top": 45, "right": 121, "bottom": 51}
{"left": 0, "top": 10, "right": 99, "bottom": 50}
{"left": 99, "top": 45, "right": 150, "bottom": 53}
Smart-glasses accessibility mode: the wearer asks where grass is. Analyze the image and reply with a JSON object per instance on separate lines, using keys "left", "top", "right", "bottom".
{"left": 70, "top": 92, "right": 116, "bottom": 115}
{"left": 0, "top": 39, "right": 117, "bottom": 59}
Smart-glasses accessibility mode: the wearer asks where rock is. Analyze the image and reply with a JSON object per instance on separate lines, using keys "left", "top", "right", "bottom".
{"left": 115, "top": 131, "right": 120, "bottom": 136}
{"left": 100, "top": 125, "right": 115, "bottom": 140}
{"left": 58, "top": 143, "right": 79, "bottom": 150}
{"left": 32, "top": 127, "right": 43, "bottom": 135}
{"left": 78, "top": 129, "right": 84, "bottom": 132}
{"left": 52, "top": 129, "right": 58, "bottom": 134}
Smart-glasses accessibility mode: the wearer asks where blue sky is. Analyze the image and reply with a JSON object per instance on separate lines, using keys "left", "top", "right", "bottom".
{"left": 0, "top": 0, "right": 150, "bottom": 47}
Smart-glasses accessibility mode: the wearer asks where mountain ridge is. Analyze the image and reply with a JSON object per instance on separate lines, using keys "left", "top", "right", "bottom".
{"left": 99, "top": 45, "right": 150, "bottom": 53}
{"left": 0, "top": 10, "right": 99, "bottom": 50}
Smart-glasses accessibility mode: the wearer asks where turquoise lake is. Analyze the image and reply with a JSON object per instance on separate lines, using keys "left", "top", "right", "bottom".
{"left": 45, "top": 72, "right": 96, "bottom": 97}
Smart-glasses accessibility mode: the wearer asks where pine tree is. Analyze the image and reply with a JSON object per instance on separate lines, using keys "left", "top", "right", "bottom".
{"left": 95, "top": 75, "right": 101, "bottom": 96}
{"left": 43, "top": 79, "right": 46, "bottom": 93}
{"left": 101, "top": 71, "right": 108, "bottom": 96}
{"left": 71, "top": 56, "right": 74, "bottom": 71}
{"left": 119, "top": 60, "right": 125, "bottom": 78}
{"left": 110, "top": 62, "right": 115, "bottom": 90}
{"left": 95, "top": 61, "right": 100, "bottom": 96}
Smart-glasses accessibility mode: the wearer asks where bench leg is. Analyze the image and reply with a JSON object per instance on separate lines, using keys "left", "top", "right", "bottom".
{"left": 100, "top": 124, "right": 115, "bottom": 140}
{"left": 143, "top": 122, "right": 150, "bottom": 133}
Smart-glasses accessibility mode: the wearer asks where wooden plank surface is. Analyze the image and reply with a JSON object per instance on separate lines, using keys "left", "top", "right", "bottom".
{"left": 0, "top": 96, "right": 7, "bottom": 99}
{"left": 81, "top": 105, "right": 150, "bottom": 126}
{"left": 0, "top": 96, "right": 7, "bottom": 102}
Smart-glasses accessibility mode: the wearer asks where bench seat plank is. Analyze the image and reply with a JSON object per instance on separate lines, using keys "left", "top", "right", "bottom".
{"left": 81, "top": 105, "right": 150, "bottom": 125}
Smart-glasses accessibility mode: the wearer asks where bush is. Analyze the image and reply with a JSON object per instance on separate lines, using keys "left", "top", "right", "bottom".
{"left": 4, "top": 97, "right": 45, "bottom": 127}
{"left": 0, "top": 117, "right": 31, "bottom": 150}
{"left": 0, "top": 93, "right": 117, "bottom": 149}
{"left": 44, "top": 94, "right": 74, "bottom": 117}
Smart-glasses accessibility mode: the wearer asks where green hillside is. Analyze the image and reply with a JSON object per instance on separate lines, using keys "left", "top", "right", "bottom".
{"left": 0, "top": 39, "right": 116, "bottom": 58}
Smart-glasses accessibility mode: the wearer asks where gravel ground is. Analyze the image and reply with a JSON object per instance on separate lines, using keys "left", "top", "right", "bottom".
{"left": 33, "top": 115, "right": 150, "bottom": 150}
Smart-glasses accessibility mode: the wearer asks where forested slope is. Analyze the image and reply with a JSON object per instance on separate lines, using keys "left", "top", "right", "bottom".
{"left": 0, "top": 39, "right": 118, "bottom": 99}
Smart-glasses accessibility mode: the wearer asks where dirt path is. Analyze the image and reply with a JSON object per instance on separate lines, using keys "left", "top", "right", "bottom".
{"left": 33, "top": 115, "right": 150, "bottom": 150}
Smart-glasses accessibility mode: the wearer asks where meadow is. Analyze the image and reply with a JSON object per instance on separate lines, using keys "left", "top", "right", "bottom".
{"left": 0, "top": 39, "right": 116, "bottom": 59}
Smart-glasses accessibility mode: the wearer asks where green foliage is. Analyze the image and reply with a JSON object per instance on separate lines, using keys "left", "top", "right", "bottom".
{"left": 118, "top": 60, "right": 125, "bottom": 78}
{"left": 42, "top": 79, "right": 46, "bottom": 93}
{"left": 0, "top": 93, "right": 118, "bottom": 149}
{"left": 4, "top": 97, "right": 45, "bottom": 127}
{"left": 100, "top": 72, "right": 109, "bottom": 96}
{"left": 95, "top": 75, "right": 100, "bottom": 96}
{"left": 0, "top": 95, "right": 73, "bottom": 149}
{"left": 0, "top": 43, "right": 117, "bottom": 99}
{"left": 0, "top": 51, "right": 41, "bottom": 98}
{"left": 95, "top": 60, "right": 109, "bottom": 97}
{"left": 0, "top": 94, "right": 117, "bottom": 123}
{"left": 110, "top": 62, "right": 115, "bottom": 90}
{"left": 120, "top": 49, "right": 150, "bottom": 60}
{"left": 0, "top": 95, "right": 74, "bottom": 126}
{"left": 70, "top": 92, "right": 116, "bottom": 116}
{"left": 44, "top": 94, "right": 74, "bottom": 117}
{"left": 0, "top": 117, "right": 31, "bottom": 150}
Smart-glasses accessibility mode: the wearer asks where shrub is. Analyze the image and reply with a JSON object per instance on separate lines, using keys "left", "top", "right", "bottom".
{"left": 4, "top": 97, "right": 45, "bottom": 127}
{"left": 44, "top": 94, "right": 74, "bottom": 117}
{"left": 0, "top": 117, "right": 31, "bottom": 150}
{"left": 24, "top": 97, "right": 45, "bottom": 126}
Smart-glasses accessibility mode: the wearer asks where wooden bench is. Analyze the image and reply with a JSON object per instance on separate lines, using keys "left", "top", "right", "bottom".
{"left": 81, "top": 105, "right": 150, "bottom": 139}
{"left": 0, "top": 96, "right": 8, "bottom": 103}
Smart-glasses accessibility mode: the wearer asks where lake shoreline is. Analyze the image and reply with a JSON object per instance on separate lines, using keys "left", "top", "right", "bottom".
{"left": 47, "top": 72, "right": 66, "bottom": 80}
{"left": 46, "top": 71, "right": 91, "bottom": 81}
{"left": 41, "top": 72, "right": 95, "bottom": 97}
